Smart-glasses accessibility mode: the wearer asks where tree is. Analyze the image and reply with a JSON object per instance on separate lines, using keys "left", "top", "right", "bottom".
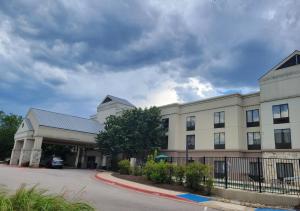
{"left": 0, "top": 111, "right": 22, "bottom": 160}
{"left": 96, "top": 107, "right": 166, "bottom": 160}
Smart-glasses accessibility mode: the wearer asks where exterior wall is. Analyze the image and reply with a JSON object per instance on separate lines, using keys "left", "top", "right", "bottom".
{"left": 160, "top": 94, "right": 261, "bottom": 155}
{"left": 35, "top": 126, "right": 97, "bottom": 144}
{"left": 95, "top": 102, "right": 134, "bottom": 124}
{"left": 260, "top": 97, "right": 300, "bottom": 150}
{"left": 260, "top": 64, "right": 300, "bottom": 102}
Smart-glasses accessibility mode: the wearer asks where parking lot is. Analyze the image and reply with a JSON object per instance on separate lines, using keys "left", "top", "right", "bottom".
{"left": 0, "top": 165, "right": 214, "bottom": 211}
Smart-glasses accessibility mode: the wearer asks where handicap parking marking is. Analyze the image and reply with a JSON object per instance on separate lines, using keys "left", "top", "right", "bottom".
{"left": 255, "top": 208, "right": 296, "bottom": 211}
{"left": 176, "top": 193, "right": 210, "bottom": 203}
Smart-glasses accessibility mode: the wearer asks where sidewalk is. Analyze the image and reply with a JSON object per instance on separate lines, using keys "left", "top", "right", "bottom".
{"left": 95, "top": 172, "right": 258, "bottom": 211}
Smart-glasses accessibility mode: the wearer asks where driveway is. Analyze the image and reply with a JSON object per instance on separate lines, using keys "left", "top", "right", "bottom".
{"left": 0, "top": 165, "right": 216, "bottom": 211}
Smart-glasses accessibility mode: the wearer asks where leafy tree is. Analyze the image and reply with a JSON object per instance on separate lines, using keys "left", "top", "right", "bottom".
{"left": 0, "top": 111, "right": 22, "bottom": 160}
{"left": 96, "top": 107, "right": 166, "bottom": 160}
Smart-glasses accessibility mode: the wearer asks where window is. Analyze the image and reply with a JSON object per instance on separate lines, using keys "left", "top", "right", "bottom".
{"left": 214, "top": 161, "right": 225, "bottom": 178}
{"left": 274, "top": 129, "right": 291, "bottom": 149}
{"left": 162, "top": 118, "right": 169, "bottom": 131}
{"left": 276, "top": 163, "right": 294, "bottom": 180}
{"left": 272, "top": 104, "right": 289, "bottom": 124}
{"left": 161, "top": 135, "right": 168, "bottom": 150}
{"left": 214, "top": 111, "right": 225, "bottom": 128}
{"left": 186, "top": 135, "right": 195, "bottom": 150}
{"left": 246, "top": 109, "right": 260, "bottom": 127}
{"left": 186, "top": 116, "right": 195, "bottom": 131}
{"left": 247, "top": 132, "right": 261, "bottom": 150}
{"left": 249, "top": 162, "right": 263, "bottom": 181}
{"left": 214, "top": 132, "right": 225, "bottom": 149}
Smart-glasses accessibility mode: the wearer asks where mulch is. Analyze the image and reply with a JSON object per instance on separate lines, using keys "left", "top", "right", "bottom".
{"left": 112, "top": 172, "right": 197, "bottom": 194}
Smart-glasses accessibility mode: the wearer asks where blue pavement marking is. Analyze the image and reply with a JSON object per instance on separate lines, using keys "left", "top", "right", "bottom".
{"left": 176, "top": 193, "right": 210, "bottom": 203}
{"left": 255, "top": 209, "right": 295, "bottom": 211}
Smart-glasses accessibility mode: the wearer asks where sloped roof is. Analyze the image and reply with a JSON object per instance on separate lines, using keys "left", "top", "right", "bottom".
{"left": 101, "top": 95, "right": 135, "bottom": 107}
{"left": 30, "top": 108, "right": 103, "bottom": 134}
{"left": 259, "top": 50, "right": 300, "bottom": 81}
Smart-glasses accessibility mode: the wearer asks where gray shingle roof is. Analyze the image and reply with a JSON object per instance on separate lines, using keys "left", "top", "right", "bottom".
{"left": 101, "top": 95, "right": 135, "bottom": 107}
{"left": 30, "top": 108, "right": 103, "bottom": 134}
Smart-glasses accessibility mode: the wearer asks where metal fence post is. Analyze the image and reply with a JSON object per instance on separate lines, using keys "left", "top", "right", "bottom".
{"left": 203, "top": 156, "right": 206, "bottom": 165}
{"left": 225, "top": 157, "right": 228, "bottom": 189}
{"left": 257, "top": 157, "right": 262, "bottom": 193}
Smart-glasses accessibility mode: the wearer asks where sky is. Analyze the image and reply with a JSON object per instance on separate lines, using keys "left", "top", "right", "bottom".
{"left": 0, "top": 0, "right": 300, "bottom": 118}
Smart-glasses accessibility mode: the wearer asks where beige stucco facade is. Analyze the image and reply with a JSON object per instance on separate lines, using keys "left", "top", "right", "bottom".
{"left": 160, "top": 50, "right": 300, "bottom": 160}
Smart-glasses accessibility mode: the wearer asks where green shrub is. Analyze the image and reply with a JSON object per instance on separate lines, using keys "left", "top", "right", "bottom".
{"left": 143, "top": 160, "right": 156, "bottom": 180}
{"left": 185, "top": 163, "right": 211, "bottom": 191}
{"left": 144, "top": 161, "right": 174, "bottom": 184}
{"left": 149, "top": 161, "right": 169, "bottom": 183}
{"left": 132, "top": 165, "right": 143, "bottom": 176}
{"left": 0, "top": 185, "right": 94, "bottom": 211}
{"left": 118, "top": 159, "right": 130, "bottom": 175}
{"left": 174, "top": 165, "right": 185, "bottom": 184}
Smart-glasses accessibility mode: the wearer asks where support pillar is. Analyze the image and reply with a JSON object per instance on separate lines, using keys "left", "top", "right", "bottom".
{"left": 19, "top": 139, "right": 34, "bottom": 166}
{"left": 29, "top": 137, "right": 43, "bottom": 167}
{"left": 74, "top": 146, "right": 80, "bottom": 168}
{"left": 10, "top": 140, "right": 23, "bottom": 165}
{"left": 81, "top": 147, "right": 87, "bottom": 168}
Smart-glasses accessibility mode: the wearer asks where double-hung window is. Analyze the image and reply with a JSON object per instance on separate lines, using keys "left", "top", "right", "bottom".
{"left": 162, "top": 118, "right": 169, "bottom": 131}
{"left": 186, "top": 116, "right": 195, "bottom": 131}
{"left": 247, "top": 132, "right": 261, "bottom": 150}
{"left": 276, "top": 163, "right": 293, "bottom": 180}
{"left": 272, "top": 104, "right": 289, "bottom": 124}
{"left": 186, "top": 135, "right": 195, "bottom": 150}
{"left": 246, "top": 109, "right": 260, "bottom": 127}
{"left": 214, "top": 132, "right": 225, "bottom": 149}
{"left": 214, "top": 161, "right": 225, "bottom": 178}
{"left": 214, "top": 111, "right": 225, "bottom": 128}
{"left": 274, "top": 129, "right": 291, "bottom": 149}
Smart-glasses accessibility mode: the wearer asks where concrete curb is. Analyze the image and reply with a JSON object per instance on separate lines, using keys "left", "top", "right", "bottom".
{"left": 94, "top": 172, "right": 257, "bottom": 211}
{"left": 94, "top": 173, "right": 192, "bottom": 203}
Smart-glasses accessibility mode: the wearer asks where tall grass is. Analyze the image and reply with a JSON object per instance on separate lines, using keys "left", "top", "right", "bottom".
{"left": 0, "top": 185, "right": 94, "bottom": 211}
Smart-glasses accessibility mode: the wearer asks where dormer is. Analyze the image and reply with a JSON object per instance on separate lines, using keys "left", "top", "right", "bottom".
{"left": 259, "top": 50, "right": 300, "bottom": 102}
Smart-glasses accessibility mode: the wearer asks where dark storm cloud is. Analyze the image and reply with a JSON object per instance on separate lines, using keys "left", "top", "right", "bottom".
{"left": 0, "top": 0, "right": 300, "bottom": 116}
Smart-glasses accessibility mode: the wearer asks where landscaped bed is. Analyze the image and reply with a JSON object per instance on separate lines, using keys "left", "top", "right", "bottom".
{"left": 112, "top": 172, "right": 190, "bottom": 193}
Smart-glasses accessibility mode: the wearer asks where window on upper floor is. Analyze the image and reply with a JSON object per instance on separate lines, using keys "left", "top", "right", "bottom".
{"left": 274, "top": 128, "right": 291, "bottom": 149}
{"left": 214, "top": 111, "right": 225, "bottom": 128}
{"left": 246, "top": 109, "right": 260, "bottom": 127}
{"left": 247, "top": 132, "right": 261, "bottom": 150}
{"left": 214, "top": 132, "right": 225, "bottom": 149}
{"left": 161, "top": 135, "right": 168, "bottom": 150}
{"left": 272, "top": 104, "right": 289, "bottom": 124}
{"left": 162, "top": 118, "right": 169, "bottom": 131}
{"left": 186, "top": 116, "right": 195, "bottom": 131}
{"left": 186, "top": 135, "right": 195, "bottom": 150}
{"left": 276, "top": 163, "right": 293, "bottom": 180}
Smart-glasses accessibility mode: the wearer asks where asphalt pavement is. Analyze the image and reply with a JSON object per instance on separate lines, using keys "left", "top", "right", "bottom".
{"left": 0, "top": 165, "right": 217, "bottom": 211}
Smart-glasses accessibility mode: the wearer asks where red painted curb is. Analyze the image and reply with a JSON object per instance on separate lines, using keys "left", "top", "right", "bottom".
{"left": 95, "top": 173, "right": 192, "bottom": 203}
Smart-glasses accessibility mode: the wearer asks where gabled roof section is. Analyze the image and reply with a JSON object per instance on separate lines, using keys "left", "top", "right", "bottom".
{"left": 29, "top": 108, "right": 103, "bottom": 134}
{"left": 260, "top": 50, "right": 300, "bottom": 81}
{"left": 100, "top": 95, "right": 135, "bottom": 107}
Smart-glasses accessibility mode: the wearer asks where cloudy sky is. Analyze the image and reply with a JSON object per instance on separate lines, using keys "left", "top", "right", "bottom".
{"left": 0, "top": 0, "right": 300, "bottom": 117}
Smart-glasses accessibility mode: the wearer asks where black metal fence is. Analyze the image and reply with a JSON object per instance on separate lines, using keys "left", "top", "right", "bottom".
{"left": 165, "top": 156, "right": 300, "bottom": 195}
